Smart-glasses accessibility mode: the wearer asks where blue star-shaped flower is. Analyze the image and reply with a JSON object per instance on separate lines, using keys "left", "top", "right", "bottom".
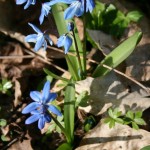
{"left": 22, "top": 81, "right": 62, "bottom": 129}
{"left": 57, "top": 34, "right": 73, "bottom": 54}
{"left": 16, "top": 0, "right": 36, "bottom": 9}
{"left": 25, "top": 23, "right": 53, "bottom": 51}
{"left": 39, "top": 2, "right": 52, "bottom": 25}
{"left": 49, "top": 0, "right": 95, "bottom": 19}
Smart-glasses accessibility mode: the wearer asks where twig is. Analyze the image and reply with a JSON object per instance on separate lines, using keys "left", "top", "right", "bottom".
{"left": 24, "top": 48, "right": 68, "bottom": 73}
{"left": 0, "top": 55, "right": 34, "bottom": 59}
{"left": 48, "top": 45, "right": 149, "bottom": 92}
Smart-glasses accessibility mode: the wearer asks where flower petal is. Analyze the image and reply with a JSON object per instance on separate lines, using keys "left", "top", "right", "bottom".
{"left": 44, "top": 114, "right": 51, "bottom": 123}
{"left": 64, "top": 36, "right": 72, "bottom": 54}
{"left": 64, "top": 1, "right": 82, "bottom": 19}
{"left": 48, "top": 0, "right": 74, "bottom": 5}
{"left": 38, "top": 116, "right": 45, "bottom": 129}
{"left": 28, "top": 23, "right": 42, "bottom": 33}
{"left": 24, "top": 0, "right": 32, "bottom": 9}
{"left": 25, "top": 114, "right": 41, "bottom": 124}
{"left": 22, "top": 102, "right": 40, "bottom": 114}
{"left": 48, "top": 105, "right": 62, "bottom": 116}
{"left": 34, "top": 35, "right": 45, "bottom": 51}
{"left": 57, "top": 35, "right": 65, "bottom": 47}
{"left": 30, "top": 91, "right": 42, "bottom": 102}
{"left": 16, "top": 0, "right": 27, "bottom": 5}
{"left": 42, "top": 81, "right": 50, "bottom": 103}
{"left": 25, "top": 34, "right": 37, "bottom": 43}
{"left": 46, "top": 93, "right": 57, "bottom": 103}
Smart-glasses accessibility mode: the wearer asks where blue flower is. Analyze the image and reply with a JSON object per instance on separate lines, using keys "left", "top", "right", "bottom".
{"left": 49, "top": 0, "right": 95, "bottom": 19}
{"left": 25, "top": 23, "right": 53, "bottom": 51}
{"left": 22, "top": 81, "right": 62, "bottom": 129}
{"left": 39, "top": 2, "right": 52, "bottom": 25}
{"left": 57, "top": 34, "right": 72, "bottom": 54}
{"left": 16, "top": 0, "right": 36, "bottom": 9}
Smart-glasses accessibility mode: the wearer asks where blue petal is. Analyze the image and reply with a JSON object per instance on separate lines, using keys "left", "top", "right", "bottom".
{"left": 28, "top": 23, "right": 42, "bottom": 33}
{"left": 48, "top": 105, "right": 62, "bottom": 116}
{"left": 45, "top": 35, "right": 53, "bottom": 45}
{"left": 46, "top": 93, "right": 57, "bottom": 103}
{"left": 24, "top": 0, "right": 32, "bottom": 9}
{"left": 57, "top": 35, "right": 65, "bottom": 47}
{"left": 48, "top": 0, "right": 74, "bottom": 5}
{"left": 64, "top": 1, "right": 82, "bottom": 19}
{"left": 86, "top": 0, "right": 95, "bottom": 12}
{"left": 39, "top": 8, "right": 45, "bottom": 25}
{"left": 31, "top": 0, "right": 36, "bottom": 5}
{"left": 42, "top": 81, "right": 50, "bottom": 103}
{"left": 25, "top": 114, "right": 41, "bottom": 124}
{"left": 34, "top": 34, "right": 45, "bottom": 51}
{"left": 16, "top": 0, "right": 27, "bottom": 5}
{"left": 44, "top": 114, "right": 51, "bottom": 123}
{"left": 25, "top": 34, "right": 37, "bottom": 43}
{"left": 38, "top": 116, "right": 45, "bottom": 129}
{"left": 64, "top": 36, "right": 72, "bottom": 54}
{"left": 22, "top": 102, "right": 40, "bottom": 114}
{"left": 30, "top": 91, "right": 42, "bottom": 102}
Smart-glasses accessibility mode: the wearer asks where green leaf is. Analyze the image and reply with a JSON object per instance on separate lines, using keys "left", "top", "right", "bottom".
{"left": 141, "top": 145, "right": 150, "bottom": 150}
{"left": 64, "top": 80, "right": 75, "bottom": 144}
{"left": 109, "top": 119, "right": 115, "bottom": 128}
{"left": 0, "top": 119, "right": 7, "bottom": 127}
{"left": 132, "top": 122, "right": 139, "bottom": 130}
{"left": 126, "top": 111, "right": 134, "bottom": 120}
{"left": 108, "top": 108, "right": 114, "bottom": 118}
{"left": 135, "top": 111, "right": 143, "bottom": 118}
{"left": 104, "top": 118, "right": 112, "bottom": 124}
{"left": 44, "top": 68, "right": 69, "bottom": 83}
{"left": 115, "top": 118, "right": 124, "bottom": 124}
{"left": 134, "top": 118, "right": 146, "bottom": 125}
{"left": 3, "top": 81, "right": 12, "bottom": 90}
{"left": 92, "top": 31, "right": 142, "bottom": 77}
{"left": 126, "top": 11, "right": 143, "bottom": 22}
{"left": 57, "top": 143, "right": 72, "bottom": 150}
{"left": 1, "top": 135, "right": 9, "bottom": 141}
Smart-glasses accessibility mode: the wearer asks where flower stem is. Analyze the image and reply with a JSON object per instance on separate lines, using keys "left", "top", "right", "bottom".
{"left": 49, "top": 112, "right": 71, "bottom": 143}
{"left": 83, "top": 0, "right": 87, "bottom": 75}
{"left": 72, "top": 30, "right": 84, "bottom": 79}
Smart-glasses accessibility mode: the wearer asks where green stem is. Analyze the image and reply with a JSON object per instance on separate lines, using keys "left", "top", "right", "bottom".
{"left": 49, "top": 113, "right": 71, "bottom": 143}
{"left": 72, "top": 31, "right": 84, "bottom": 79}
{"left": 83, "top": 0, "right": 87, "bottom": 75}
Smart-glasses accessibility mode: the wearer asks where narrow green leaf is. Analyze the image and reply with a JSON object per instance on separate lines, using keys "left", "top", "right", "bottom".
{"left": 141, "top": 145, "right": 150, "bottom": 150}
{"left": 44, "top": 68, "right": 69, "bottom": 83}
{"left": 92, "top": 31, "right": 142, "bottom": 77}
{"left": 57, "top": 143, "right": 72, "bottom": 150}
{"left": 64, "top": 80, "right": 75, "bottom": 144}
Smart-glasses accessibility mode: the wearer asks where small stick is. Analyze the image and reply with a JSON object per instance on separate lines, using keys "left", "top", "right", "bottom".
{"left": 48, "top": 45, "right": 149, "bottom": 92}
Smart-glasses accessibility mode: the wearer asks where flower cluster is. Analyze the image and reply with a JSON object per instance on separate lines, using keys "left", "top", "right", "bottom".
{"left": 22, "top": 81, "right": 62, "bottom": 129}
{"left": 16, "top": 0, "right": 95, "bottom": 53}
